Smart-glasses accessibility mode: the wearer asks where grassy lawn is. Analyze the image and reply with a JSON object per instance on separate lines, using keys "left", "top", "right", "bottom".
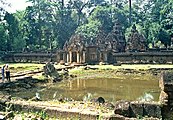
{"left": 92, "top": 64, "right": 173, "bottom": 70}
{"left": 0, "top": 63, "right": 44, "bottom": 73}
{"left": 0, "top": 63, "right": 173, "bottom": 75}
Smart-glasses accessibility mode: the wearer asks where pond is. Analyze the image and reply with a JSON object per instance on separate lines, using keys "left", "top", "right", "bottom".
{"left": 37, "top": 73, "right": 160, "bottom": 102}
{"left": 11, "top": 72, "right": 160, "bottom": 102}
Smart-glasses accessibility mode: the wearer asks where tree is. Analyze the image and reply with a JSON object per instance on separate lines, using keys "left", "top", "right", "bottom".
{"left": 76, "top": 20, "right": 101, "bottom": 41}
{"left": 23, "top": 0, "right": 78, "bottom": 50}
{"left": 89, "top": 6, "right": 113, "bottom": 33}
{"left": 129, "top": 0, "right": 132, "bottom": 25}
{"left": 69, "top": 0, "right": 89, "bottom": 25}
{"left": 0, "top": 23, "right": 7, "bottom": 51}
{"left": 4, "top": 12, "right": 24, "bottom": 51}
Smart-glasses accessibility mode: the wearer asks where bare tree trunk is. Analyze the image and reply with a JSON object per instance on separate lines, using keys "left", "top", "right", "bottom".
{"left": 129, "top": 0, "right": 132, "bottom": 25}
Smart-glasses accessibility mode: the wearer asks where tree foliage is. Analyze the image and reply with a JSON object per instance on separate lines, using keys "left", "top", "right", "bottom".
{"left": 0, "top": 0, "right": 173, "bottom": 52}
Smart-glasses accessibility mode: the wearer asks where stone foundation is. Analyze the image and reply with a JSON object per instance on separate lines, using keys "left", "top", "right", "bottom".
{"left": 114, "top": 100, "right": 162, "bottom": 119}
{"left": 159, "top": 71, "right": 173, "bottom": 119}
{"left": 3, "top": 52, "right": 173, "bottom": 64}
{"left": 159, "top": 71, "right": 173, "bottom": 106}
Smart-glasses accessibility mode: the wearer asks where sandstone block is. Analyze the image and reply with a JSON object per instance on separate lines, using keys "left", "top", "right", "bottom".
{"left": 114, "top": 100, "right": 131, "bottom": 117}
{"left": 130, "top": 101, "right": 143, "bottom": 117}
{"left": 160, "top": 71, "right": 173, "bottom": 91}
{"left": 143, "top": 103, "right": 162, "bottom": 119}
{"left": 159, "top": 91, "right": 168, "bottom": 105}
{"left": 167, "top": 92, "right": 173, "bottom": 99}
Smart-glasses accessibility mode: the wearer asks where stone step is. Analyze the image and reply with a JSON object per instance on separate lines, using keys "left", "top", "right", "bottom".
{"left": 9, "top": 100, "right": 117, "bottom": 120}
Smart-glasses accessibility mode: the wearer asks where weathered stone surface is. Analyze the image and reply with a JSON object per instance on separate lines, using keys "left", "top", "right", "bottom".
{"left": 0, "top": 95, "right": 11, "bottom": 106}
{"left": 4, "top": 111, "right": 14, "bottom": 119}
{"left": 162, "top": 84, "right": 173, "bottom": 92}
{"left": 114, "top": 100, "right": 130, "bottom": 117}
{"left": 59, "top": 60, "right": 65, "bottom": 65}
{"left": 130, "top": 101, "right": 143, "bottom": 117}
{"left": 114, "top": 101, "right": 162, "bottom": 119}
{"left": 43, "top": 62, "right": 61, "bottom": 82}
{"left": 168, "top": 100, "right": 173, "bottom": 106}
{"left": 0, "top": 111, "right": 14, "bottom": 120}
{"left": 167, "top": 92, "right": 173, "bottom": 99}
{"left": 105, "top": 22, "right": 126, "bottom": 52}
{"left": 143, "top": 103, "right": 162, "bottom": 119}
{"left": 142, "top": 118, "right": 161, "bottom": 120}
{"left": 0, "top": 114, "right": 5, "bottom": 120}
{"left": 160, "top": 71, "right": 173, "bottom": 91}
{"left": 159, "top": 71, "right": 173, "bottom": 107}
{"left": 9, "top": 100, "right": 116, "bottom": 120}
{"left": 45, "top": 108, "right": 82, "bottom": 119}
{"left": 159, "top": 91, "right": 168, "bottom": 105}
{"left": 161, "top": 71, "right": 173, "bottom": 83}
{"left": 126, "top": 24, "right": 147, "bottom": 52}
{"left": 103, "top": 114, "right": 137, "bottom": 120}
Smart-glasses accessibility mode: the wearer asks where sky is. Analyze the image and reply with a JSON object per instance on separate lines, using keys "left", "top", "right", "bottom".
{"left": 1, "top": 0, "right": 142, "bottom": 13}
{"left": 0, "top": 0, "right": 31, "bottom": 13}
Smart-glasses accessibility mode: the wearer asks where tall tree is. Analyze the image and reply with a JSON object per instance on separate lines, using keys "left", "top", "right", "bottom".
{"left": 69, "top": 0, "right": 89, "bottom": 25}
{"left": 0, "top": 24, "right": 7, "bottom": 51}
{"left": 129, "top": 0, "right": 132, "bottom": 25}
{"left": 4, "top": 12, "right": 24, "bottom": 51}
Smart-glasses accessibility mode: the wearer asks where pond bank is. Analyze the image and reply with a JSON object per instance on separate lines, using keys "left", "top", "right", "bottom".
{"left": 0, "top": 97, "right": 161, "bottom": 120}
{"left": 0, "top": 64, "right": 173, "bottom": 119}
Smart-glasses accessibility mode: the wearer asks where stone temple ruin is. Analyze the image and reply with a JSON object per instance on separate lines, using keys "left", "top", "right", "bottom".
{"left": 57, "top": 21, "right": 128, "bottom": 64}
{"left": 126, "top": 24, "right": 147, "bottom": 52}
{"left": 4, "top": 22, "right": 173, "bottom": 64}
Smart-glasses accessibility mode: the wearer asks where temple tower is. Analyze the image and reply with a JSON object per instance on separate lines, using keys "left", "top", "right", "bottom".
{"left": 126, "top": 24, "right": 147, "bottom": 52}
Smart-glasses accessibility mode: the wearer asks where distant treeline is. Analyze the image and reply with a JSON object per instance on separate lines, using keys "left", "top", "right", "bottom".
{"left": 0, "top": 0, "right": 173, "bottom": 52}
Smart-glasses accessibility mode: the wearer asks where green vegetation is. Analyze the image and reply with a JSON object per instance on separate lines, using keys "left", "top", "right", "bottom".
{"left": 0, "top": 0, "right": 173, "bottom": 52}
{"left": 69, "top": 65, "right": 157, "bottom": 81}
{"left": 5, "top": 63, "right": 43, "bottom": 72}
{"left": 13, "top": 111, "right": 51, "bottom": 120}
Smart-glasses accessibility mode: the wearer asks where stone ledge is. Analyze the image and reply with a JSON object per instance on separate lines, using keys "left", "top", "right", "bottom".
{"left": 114, "top": 100, "right": 162, "bottom": 119}
{"left": 8, "top": 100, "right": 114, "bottom": 120}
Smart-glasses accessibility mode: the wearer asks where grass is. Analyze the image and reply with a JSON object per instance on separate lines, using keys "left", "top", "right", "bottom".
{"left": 0, "top": 63, "right": 44, "bottom": 73}
{"left": 93, "top": 64, "right": 173, "bottom": 70}
{"left": 68, "top": 64, "right": 161, "bottom": 80}
{"left": 1, "top": 63, "right": 173, "bottom": 72}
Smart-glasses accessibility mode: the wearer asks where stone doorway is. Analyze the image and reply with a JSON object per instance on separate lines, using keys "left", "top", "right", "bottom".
{"left": 107, "top": 52, "right": 113, "bottom": 63}
{"left": 72, "top": 52, "right": 77, "bottom": 62}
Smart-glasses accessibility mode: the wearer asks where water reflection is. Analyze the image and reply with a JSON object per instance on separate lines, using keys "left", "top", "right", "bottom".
{"left": 40, "top": 75, "right": 160, "bottom": 102}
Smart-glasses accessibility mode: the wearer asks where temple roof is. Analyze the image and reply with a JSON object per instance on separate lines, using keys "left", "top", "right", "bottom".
{"left": 64, "top": 21, "right": 126, "bottom": 52}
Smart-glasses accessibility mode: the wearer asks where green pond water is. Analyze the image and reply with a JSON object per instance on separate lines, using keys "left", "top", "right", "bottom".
{"left": 13, "top": 74, "right": 160, "bottom": 102}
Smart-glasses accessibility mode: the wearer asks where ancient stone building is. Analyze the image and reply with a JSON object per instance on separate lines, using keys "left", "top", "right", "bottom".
{"left": 126, "top": 24, "right": 147, "bottom": 52}
{"left": 57, "top": 22, "right": 126, "bottom": 64}
{"left": 59, "top": 34, "right": 86, "bottom": 63}
{"left": 105, "top": 22, "right": 126, "bottom": 52}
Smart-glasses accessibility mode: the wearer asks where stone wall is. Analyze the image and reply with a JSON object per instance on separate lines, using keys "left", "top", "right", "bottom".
{"left": 113, "top": 52, "right": 173, "bottom": 64}
{"left": 3, "top": 51, "right": 173, "bottom": 64}
{"left": 159, "top": 71, "right": 173, "bottom": 105}
{"left": 3, "top": 53, "right": 57, "bottom": 63}
{"left": 114, "top": 100, "right": 162, "bottom": 119}
{"left": 159, "top": 71, "right": 173, "bottom": 119}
